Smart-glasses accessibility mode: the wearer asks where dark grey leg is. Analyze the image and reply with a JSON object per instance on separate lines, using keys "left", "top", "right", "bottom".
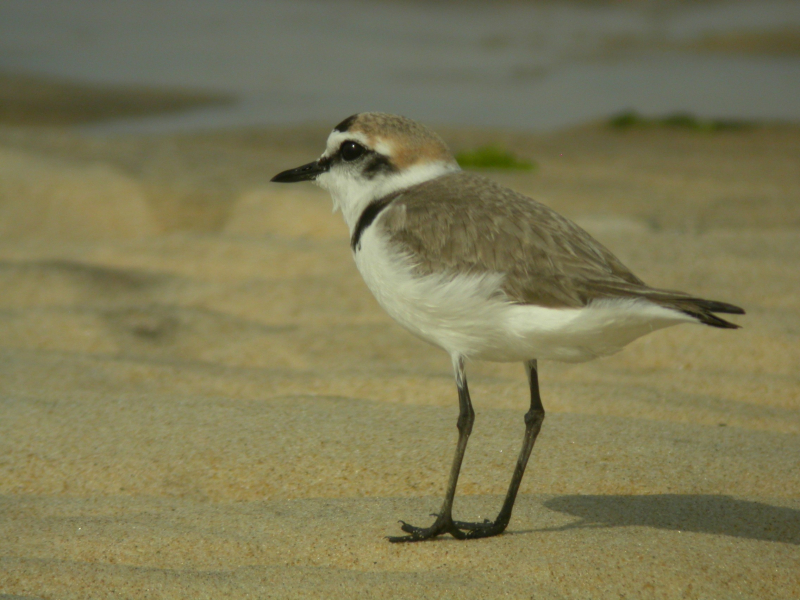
{"left": 388, "top": 358, "right": 546, "bottom": 542}
{"left": 387, "top": 355, "right": 474, "bottom": 542}
{"left": 452, "top": 359, "right": 545, "bottom": 538}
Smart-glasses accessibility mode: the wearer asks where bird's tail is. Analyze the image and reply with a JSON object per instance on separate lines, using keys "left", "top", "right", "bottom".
{"left": 644, "top": 292, "right": 745, "bottom": 329}
{"left": 585, "top": 280, "right": 745, "bottom": 329}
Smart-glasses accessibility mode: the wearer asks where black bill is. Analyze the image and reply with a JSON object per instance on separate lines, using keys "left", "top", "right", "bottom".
{"left": 271, "top": 160, "right": 328, "bottom": 183}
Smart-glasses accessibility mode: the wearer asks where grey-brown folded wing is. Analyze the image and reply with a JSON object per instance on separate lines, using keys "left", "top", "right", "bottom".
{"left": 379, "top": 171, "right": 645, "bottom": 308}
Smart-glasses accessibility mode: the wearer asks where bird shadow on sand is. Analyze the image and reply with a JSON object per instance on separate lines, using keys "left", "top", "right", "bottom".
{"left": 536, "top": 494, "right": 800, "bottom": 545}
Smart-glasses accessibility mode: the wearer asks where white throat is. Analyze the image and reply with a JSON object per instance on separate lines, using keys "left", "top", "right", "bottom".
{"left": 316, "top": 161, "right": 460, "bottom": 234}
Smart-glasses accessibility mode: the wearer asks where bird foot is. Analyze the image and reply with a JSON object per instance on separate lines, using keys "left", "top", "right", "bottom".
{"left": 387, "top": 514, "right": 508, "bottom": 542}
{"left": 452, "top": 518, "right": 508, "bottom": 539}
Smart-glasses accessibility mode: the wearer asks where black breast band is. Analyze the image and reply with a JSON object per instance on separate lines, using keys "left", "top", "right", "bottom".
{"left": 350, "top": 192, "right": 402, "bottom": 252}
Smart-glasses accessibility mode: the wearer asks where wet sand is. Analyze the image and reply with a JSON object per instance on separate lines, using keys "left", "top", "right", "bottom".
{"left": 0, "top": 72, "right": 233, "bottom": 127}
{"left": 0, "top": 115, "right": 799, "bottom": 598}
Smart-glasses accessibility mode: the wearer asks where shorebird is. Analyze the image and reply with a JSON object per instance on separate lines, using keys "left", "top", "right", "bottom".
{"left": 271, "top": 112, "right": 744, "bottom": 542}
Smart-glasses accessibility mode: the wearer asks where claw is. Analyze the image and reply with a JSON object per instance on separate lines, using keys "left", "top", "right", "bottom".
{"left": 400, "top": 522, "right": 418, "bottom": 534}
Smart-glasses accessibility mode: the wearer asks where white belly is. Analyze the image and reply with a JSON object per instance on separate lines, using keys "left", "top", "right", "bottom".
{"left": 354, "top": 227, "right": 693, "bottom": 363}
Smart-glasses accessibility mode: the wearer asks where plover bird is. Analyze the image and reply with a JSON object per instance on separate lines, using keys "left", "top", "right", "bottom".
{"left": 272, "top": 113, "right": 744, "bottom": 542}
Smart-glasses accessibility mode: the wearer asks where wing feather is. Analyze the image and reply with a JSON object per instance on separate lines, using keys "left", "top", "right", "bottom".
{"left": 379, "top": 171, "right": 644, "bottom": 308}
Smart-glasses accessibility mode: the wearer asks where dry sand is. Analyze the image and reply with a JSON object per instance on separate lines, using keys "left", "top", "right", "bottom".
{"left": 0, "top": 117, "right": 799, "bottom": 599}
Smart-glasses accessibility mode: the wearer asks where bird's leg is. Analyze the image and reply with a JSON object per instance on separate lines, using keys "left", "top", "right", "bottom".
{"left": 388, "top": 355, "right": 474, "bottom": 542}
{"left": 451, "top": 359, "right": 545, "bottom": 538}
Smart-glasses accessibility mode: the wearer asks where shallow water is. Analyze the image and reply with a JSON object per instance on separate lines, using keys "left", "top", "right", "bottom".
{"left": 1, "top": 0, "right": 799, "bottom": 131}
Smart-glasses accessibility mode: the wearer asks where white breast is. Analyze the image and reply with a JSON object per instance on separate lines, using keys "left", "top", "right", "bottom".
{"left": 353, "top": 225, "right": 694, "bottom": 363}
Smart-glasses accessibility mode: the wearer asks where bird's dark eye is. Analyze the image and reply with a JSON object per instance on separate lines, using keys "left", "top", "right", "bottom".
{"left": 340, "top": 140, "right": 366, "bottom": 161}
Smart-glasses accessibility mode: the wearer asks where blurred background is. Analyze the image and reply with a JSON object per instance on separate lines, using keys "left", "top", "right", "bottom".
{"left": 2, "top": 4, "right": 800, "bottom": 597}
{"left": 2, "top": 0, "right": 799, "bottom": 132}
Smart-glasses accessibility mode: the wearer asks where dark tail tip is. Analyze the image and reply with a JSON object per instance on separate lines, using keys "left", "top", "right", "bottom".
{"left": 682, "top": 298, "right": 745, "bottom": 329}
{"left": 698, "top": 299, "right": 746, "bottom": 315}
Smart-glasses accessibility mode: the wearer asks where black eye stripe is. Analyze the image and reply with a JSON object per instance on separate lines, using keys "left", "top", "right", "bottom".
{"left": 362, "top": 154, "right": 397, "bottom": 179}
{"left": 328, "top": 140, "right": 395, "bottom": 177}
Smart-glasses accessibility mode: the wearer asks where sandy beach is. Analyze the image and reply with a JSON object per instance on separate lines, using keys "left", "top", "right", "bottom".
{"left": 1, "top": 98, "right": 799, "bottom": 597}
